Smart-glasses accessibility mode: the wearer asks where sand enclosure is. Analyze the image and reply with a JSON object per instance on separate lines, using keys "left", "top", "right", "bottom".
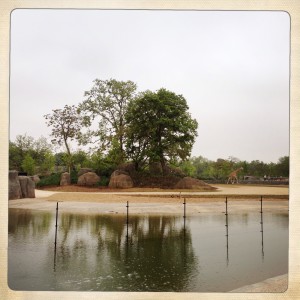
{"left": 9, "top": 184, "right": 289, "bottom": 215}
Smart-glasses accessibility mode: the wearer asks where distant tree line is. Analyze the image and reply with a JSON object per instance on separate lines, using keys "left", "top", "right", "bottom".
{"left": 178, "top": 155, "right": 289, "bottom": 180}
{"left": 9, "top": 133, "right": 289, "bottom": 181}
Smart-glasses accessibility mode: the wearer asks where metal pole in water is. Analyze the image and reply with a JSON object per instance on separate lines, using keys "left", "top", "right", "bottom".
{"left": 225, "top": 197, "right": 229, "bottom": 265}
{"left": 126, "top": 201, "right": 129, "bottom": 224}
{"left": 126, "top": 201, "right": 129, "bottom": 240}
{"left": 225, "top": 197, "right": 228, "bottom": 231}
{"left": 260, "top": 196, "right": 264, "bottom": 258}
{"left": 183, "top": 198, "right": 186, "bottom": 219}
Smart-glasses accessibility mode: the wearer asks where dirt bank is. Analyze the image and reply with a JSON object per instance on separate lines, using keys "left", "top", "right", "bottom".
{"left": 37, "top": 183, "right": 289, "bottom": 196}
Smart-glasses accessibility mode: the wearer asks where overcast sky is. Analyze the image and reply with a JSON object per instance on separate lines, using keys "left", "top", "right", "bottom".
{"left": 10, "top": 9, "right": 290, "bottom": 163}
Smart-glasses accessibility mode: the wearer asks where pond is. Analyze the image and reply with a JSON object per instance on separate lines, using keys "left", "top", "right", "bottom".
{"left": 8, "top": 207, "right": 288, "bottom": 292}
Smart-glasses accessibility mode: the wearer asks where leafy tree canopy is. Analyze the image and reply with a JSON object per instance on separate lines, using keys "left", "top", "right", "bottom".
{"left": 125, "top": 88, "right": 198, "bottom": 172}
{"left": 21, "top": 153, "right": 35, "bottom": 176}
{"left": 77, "top": 78, "right": 137, "bottom": 163}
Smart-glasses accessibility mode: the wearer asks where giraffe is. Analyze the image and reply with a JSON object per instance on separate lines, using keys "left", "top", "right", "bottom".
{"left": 227, "top": 167, "right": 243, "bottom": 184}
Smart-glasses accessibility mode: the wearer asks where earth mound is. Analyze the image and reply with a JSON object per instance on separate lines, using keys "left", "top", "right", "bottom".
{"left": 174, "top": 177, "right": 217, "bottom": 190}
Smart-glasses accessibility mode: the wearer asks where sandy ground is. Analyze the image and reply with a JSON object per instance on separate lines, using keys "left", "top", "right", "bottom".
{"left": 9, "top": 184, "right": 288, "bottom": 215}
{"left": 8, "top": 184, "right": 289, "bottom": 292}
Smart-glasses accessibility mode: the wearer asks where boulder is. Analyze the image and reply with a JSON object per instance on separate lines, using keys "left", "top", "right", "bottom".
{"left": 18, "top": 176, "right": 35, "bottom": 198}
{"left": 174, "top": 177, "right": 216, "bottom": 190}
{"left": 110, "top": 170, "right": 129, "bottom": 178}
{"left": 30, "top": 175, "right": 40, "bottom": 184}
{"left": 77, "top": 172, "right": 100, "bottom": 186}
{"left": 164, "top": 165, "right": 185, "bottom": 176}
{"left": 78, "top": 168, "right": 94, "bottom": 177}
{"left": 9, "top": 170, "right": 22, "bottom": 200}
{"left": 60, "top": 172, "right": 71, "bottom": 186}
{"left": 116, "top": 162, "right": 136, "bottom": 175}
{"left": 109, "top": 174, "right": 134, "bottom": 189}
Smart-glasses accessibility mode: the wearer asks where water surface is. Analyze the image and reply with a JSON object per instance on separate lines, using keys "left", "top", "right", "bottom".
{"left": 8, "top": 208, "right": 288, "bottom": 292}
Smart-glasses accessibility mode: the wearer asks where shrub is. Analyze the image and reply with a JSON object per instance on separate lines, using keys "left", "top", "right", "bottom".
{"left": 21, "top": 154, "right": 36, "bottom": 176}
{"left": 70, "top": 170, "right": 78, "bottom": 184}
{"left": 98, "top": 176, "right": 109, "bottom": 186}
{"left": 36, "top": 173, "right": 62, "bottom": 187}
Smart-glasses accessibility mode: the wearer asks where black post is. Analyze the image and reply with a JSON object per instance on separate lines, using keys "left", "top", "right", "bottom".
{"left": 225, "top": 197, "right": 229, "bottom": 264}
{"left": 126, "top": 201, "right": 129, "bottom": 239}
{"left": 260, "top": 196, "right": 264, "bottom": 258}
{"left": 183, "top": 198, "right": 186, "bottom": 219}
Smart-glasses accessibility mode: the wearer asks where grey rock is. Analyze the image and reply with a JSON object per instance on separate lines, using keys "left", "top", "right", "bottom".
{"left": 77, "top": 172, "right": 100, "bottom": 186}
{"left": 60, "top": 172, "right": 71, "bottom": 186}
{"left": 78, "top": 168, "right": 94, "bottom": 177}
{"left": 19, "top": 176, "right": 35, "bottom": 198}
{"left": 109, "top": 174, "right": 134, "bottom": 189}
{"left": 9, "top": 170, "right": 22, "bottom": 200}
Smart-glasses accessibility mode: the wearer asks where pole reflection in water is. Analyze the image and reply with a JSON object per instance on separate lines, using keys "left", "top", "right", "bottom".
{"left": 260, "top": 196, "right": 264, "bottom": 259}
{"left": 126, "top": 201, "right": 129, "bottom": 240}
{"left": 53, "top": 202, "right": 59, "bottom": 272}
{"left": 183, "top": 198, "right": 187, "bottom": 242}
{"left": 225, "top": 197, "right": 229, "bottom": 265}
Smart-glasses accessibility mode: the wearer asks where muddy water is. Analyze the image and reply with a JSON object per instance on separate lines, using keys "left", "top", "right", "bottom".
{"left": 8, "top": 208, "right": 288, "bottom": 292}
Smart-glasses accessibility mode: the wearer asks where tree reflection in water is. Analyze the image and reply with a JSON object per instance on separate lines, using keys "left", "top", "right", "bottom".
{"left": 54, "top": 213, "right": 198, "bottom": 291}
{"left": 9, "top": 208, "right": 51, "bottom": 236}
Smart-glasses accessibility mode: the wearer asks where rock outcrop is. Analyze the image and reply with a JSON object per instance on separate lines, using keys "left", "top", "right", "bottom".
{"left": 9, "top": 170, "right": 22, "bottom": 200}
{"left": 77, "top": 172, "right": 100, "bottom": 186}
{"left": 109, "top": 174, "right": 134, "bottom": 189}
{"left": 30, "top": 175, "right": 40, "bottom": 184}
{"left": 116, "top": 162, "right": 136, "bottom": 176}
{"left": 60, "top": 172, "right": 71, "bottom": 186}
{"left": 18, "top": 176, "right": 35, "bottom": 198}
{"left": 78, "top": 168, "right": 94, "bottom": 177}
{"left": 110, "top": 170, "right": 129, "bottom": 178}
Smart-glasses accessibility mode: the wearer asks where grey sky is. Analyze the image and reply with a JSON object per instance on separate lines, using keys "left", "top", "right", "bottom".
{"left": 10, "top": 9, "right": 290, "bottom": 163}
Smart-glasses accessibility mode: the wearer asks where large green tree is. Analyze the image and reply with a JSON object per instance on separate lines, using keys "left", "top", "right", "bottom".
{"left": 78, "top": 79, "right": 137, "bottom": 164}
{"left": 125, "top": 88, "right": 198, "bottom": 173}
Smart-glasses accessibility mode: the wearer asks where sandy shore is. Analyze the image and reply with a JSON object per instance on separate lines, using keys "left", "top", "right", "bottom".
{"left": 9, "top": 184, "right": 288, "bottom": 215}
